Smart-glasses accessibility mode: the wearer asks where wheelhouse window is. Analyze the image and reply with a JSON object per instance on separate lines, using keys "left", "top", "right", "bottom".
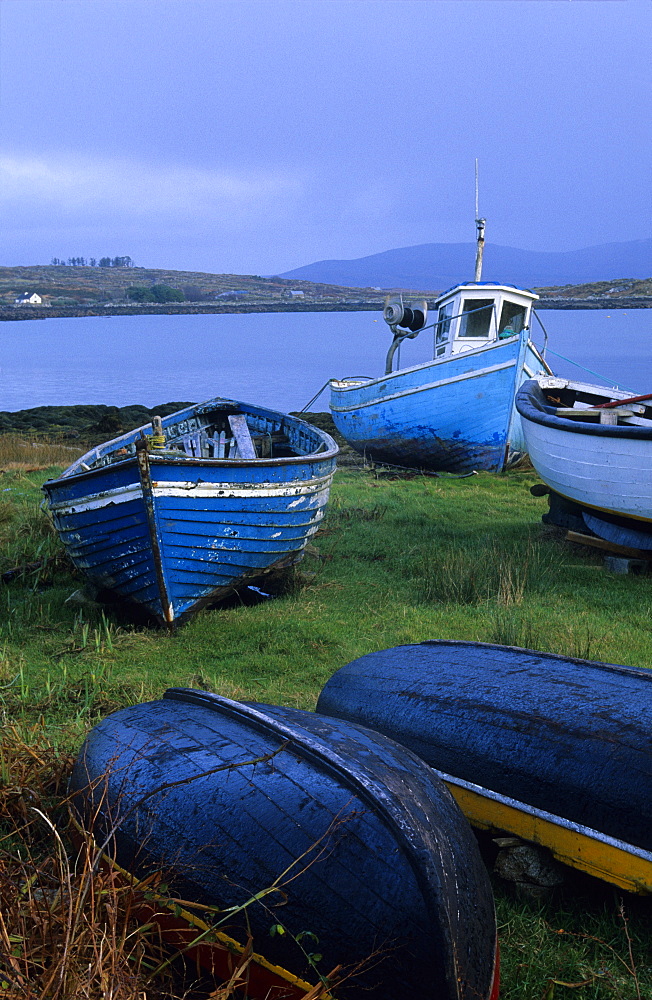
{"left": 458, "top": 299, "right": 494, "bottom": 338}
{"left": 498, "top": 301, "right": 527, "bottom": 338}
{"left": 435, "top": 302, "right": 453, "bottom": 356}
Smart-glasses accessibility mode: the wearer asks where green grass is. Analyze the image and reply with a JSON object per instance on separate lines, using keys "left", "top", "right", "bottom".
{"left": 2, "top": 461, "right": 652, "bottom": 997}
{"left": 495, "top": 884, "right": 652, "bottom": 999}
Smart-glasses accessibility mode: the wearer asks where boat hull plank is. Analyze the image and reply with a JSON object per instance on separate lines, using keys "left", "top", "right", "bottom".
{"left": 331, "top": 342, "right": 523, "bottom": 472}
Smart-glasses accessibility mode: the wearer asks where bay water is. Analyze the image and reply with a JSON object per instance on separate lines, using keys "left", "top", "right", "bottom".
{"left": 1, "top": 307, "right": 650, "bottom": 415}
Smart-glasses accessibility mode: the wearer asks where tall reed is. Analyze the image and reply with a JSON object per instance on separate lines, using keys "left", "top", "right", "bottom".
{"left": 0, "top": 725, "right": 350, "bottom": 999}
{"left": 414, "top": 536, "right": 557, "bottom": 606}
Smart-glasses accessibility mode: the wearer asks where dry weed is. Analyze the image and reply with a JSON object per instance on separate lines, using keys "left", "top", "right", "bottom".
{"left": 0, "top": 725, "right": 350, "bottom": 999}
{"left": 0, "top": 435, "right": 84, "bottom": 473}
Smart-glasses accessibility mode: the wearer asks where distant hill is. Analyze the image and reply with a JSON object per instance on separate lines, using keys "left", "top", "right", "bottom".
{"left": 0, "top": 264, "right": 358, "bottom": 305}
{"left": 278, "top": 239, "right": 652, "bottom": 290}
{"left": 0, "top": 262, "right": 649, "bottom": 323}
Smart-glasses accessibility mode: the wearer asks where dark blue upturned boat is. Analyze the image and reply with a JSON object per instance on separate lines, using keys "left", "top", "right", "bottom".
{"left": 317, "top": 641, "right": 652, "bottom": 894}
{"left": 70, "top": 689, "right": 499, "bottom": 1000}
{"left": 42, "top": 398, "right": 337, "bottom": 626}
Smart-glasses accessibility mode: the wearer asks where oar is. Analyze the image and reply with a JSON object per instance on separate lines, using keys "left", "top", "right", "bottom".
{"left": 597, "top": 392, "right": 652, "bottom": 409}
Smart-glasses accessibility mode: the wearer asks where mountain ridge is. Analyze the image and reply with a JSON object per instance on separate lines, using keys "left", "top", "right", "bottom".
{"left": 278, "top": 238, "right": 652, "bottom": 290}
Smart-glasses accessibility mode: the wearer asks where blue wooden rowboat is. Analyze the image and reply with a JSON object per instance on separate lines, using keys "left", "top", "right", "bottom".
{"left": 317, "top": 641, "right": 652, "bottom": 894}
{"left": 42, "top": 399, "right": 338, "bottom": 626}
{"left": 330, "top": 282, "right": 551, "bottom": 473}
{"left": 69, "top": 689, "right": 499, "bottom": 1000}
{"left": 516, "top": 377, "right": 652, "bottom": 550}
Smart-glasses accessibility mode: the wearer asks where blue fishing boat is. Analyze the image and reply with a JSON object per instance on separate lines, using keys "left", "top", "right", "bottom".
{"left": 317, "top": 641, "right": 652, "bottom": 894}
{"left": 42, "top": 399, "right": 337, "bottom": 626}
{"left": 70, "top": 689, "right": 499, "bottom": 1000}
{"left": 330, "top": 281, "right": 551, "bottom": 473}
{"left": 329, "top": 221, "right": 552, "bottom": 472}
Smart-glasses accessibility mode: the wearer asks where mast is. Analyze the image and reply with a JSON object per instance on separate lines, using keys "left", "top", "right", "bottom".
{"left": 474, "top": 159, "right": 485, "bottom": 282}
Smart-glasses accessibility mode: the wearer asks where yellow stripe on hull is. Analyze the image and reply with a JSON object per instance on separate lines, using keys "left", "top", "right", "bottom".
{"left": 442, "top": 775, "right": 652, "bottom": 895}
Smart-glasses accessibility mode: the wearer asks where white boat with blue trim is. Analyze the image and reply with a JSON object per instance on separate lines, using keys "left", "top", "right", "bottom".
{"left": 516, "top": 376, "right": 652, "bottom": 549}
{"left": 42, "top": 399, "right": 338, "bottom": 626}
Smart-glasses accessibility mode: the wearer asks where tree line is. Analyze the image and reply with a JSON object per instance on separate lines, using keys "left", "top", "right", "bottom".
{"left": 127, "top": 284, "right": 184, "bottom": 303}
{"left": 50, "top": 256, "right": 134, "bottom": 268}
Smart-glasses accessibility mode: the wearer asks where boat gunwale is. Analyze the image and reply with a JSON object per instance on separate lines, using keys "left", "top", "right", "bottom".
{"left": 329, "top": 358, "right": 520, "bottom": 414}
{"left": 544, "top": 489, "right": 652, "bottom": 526}
{"left": 329, "top": 334, "right": 527, "bottom": 394}
{"left": 66, "top": 814, "right": 332, "bottom": 1000}
{"left": 42, "top": 396, "right": 339, "bottom": 487}
{"left": 45, "top": 471, "right": 335, "bottom": 513}
{"left": 43, "top": 448, "right": 339, "bottom": 492}
{"left": 517, "top": 379, "right": 652, "bottom": 440}
{"left": 437, "top": 767, "right": 652, "bottom": 863}
{"left": 439, "top": 770, "right": 652, "bottom": 895}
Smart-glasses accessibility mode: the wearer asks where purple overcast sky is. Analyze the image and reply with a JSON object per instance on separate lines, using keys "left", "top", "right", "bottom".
{"left": 0, "top": 0, "right": 649, "bottom": 274}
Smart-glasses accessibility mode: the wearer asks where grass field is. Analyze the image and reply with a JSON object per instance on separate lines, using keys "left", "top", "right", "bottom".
{"left": 1, "top": 436, "right": 652, "bottom": 998}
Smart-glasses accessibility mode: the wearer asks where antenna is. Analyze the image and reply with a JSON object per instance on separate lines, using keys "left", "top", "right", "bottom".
{"left": 474, "top": 158, "right": 485, "bottom": 282}
{"left": 475, "top": 158, "right": 479, "bottom": 221}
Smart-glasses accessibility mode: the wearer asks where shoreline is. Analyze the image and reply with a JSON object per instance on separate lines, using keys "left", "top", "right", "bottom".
{"left": 2, "top": 295, "right": 651, "bottom": 322}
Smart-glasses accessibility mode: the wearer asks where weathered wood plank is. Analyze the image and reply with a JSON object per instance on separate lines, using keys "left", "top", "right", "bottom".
{"left": 566, "top": 529, "right": 652, "bottom": 559}
{"left": 228, "top": 414, "right": 257, "bottom": 459}
{"left": 554, "top": 407, "right": 636, "bottom": 419}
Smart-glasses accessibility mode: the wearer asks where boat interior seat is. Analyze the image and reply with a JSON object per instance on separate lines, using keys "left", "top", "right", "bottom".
{"left": 176, "top": 423, "right": 270, "bottom": 460}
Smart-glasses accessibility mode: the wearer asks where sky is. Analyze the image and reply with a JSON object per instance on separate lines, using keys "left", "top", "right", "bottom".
{"left": 0, "top": 0, "right": 650, "bottom": 275}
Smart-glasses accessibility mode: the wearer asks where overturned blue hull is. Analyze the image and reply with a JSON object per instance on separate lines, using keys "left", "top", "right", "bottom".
{"left": 70, "top": 689, "right": 499, "bottom": 1000}
{"left": 317, "top": 641, "right": 652, "bottom": 893}
{"left": 42, "top": 399, "right": 337, "bottom": 626}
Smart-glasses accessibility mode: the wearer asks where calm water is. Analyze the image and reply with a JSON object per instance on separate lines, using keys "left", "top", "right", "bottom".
{"left": 1, "top": 307, "right": 650, "bottom": 414}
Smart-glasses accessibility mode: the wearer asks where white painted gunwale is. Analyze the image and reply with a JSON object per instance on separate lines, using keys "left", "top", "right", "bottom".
{"left": 47, "top": 473, "right": 335, "bottom": 515}
{"left": 330, "top": 336, "right": 520, "bottom": 392}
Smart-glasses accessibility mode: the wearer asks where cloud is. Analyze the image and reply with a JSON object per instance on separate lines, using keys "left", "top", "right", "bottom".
{"left": 0, "top": 153, "right": 305, "bottom": 219}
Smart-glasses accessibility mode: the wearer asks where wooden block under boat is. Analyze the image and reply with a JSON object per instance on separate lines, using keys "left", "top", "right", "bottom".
{"left": 566, "top": 530, "right": 652, "bottom": 560}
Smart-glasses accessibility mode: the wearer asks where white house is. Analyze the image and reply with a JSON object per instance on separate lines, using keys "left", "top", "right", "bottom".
{"left": 15, "top": 292, "right": 42, "bottom": 305}
{"left": 289, "top": 290, "right": 305, "bottom": 298}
